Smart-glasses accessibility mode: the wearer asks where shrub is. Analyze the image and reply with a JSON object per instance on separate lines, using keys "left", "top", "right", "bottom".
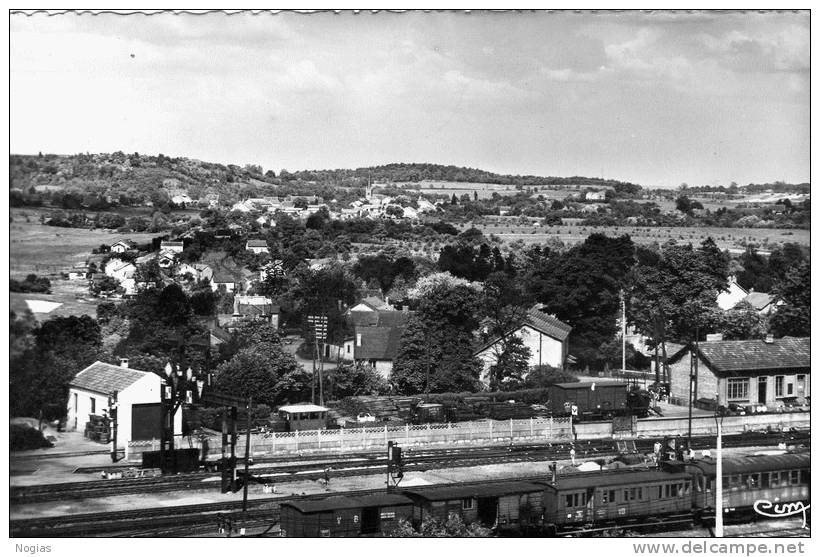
{"left": 10, "top": 424, "right": 54, "bottom": 451}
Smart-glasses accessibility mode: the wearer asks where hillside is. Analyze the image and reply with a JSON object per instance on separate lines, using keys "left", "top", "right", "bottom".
{"left": 9, "top": 152, "right": 644, "bottom": 207}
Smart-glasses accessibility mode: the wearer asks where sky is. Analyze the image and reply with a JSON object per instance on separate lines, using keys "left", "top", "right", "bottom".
{"left": 9, "top": 10, "right": 810, "bottom": 188}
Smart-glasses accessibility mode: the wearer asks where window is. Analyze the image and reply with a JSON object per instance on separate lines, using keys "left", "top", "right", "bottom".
{"left": 608, "top": 490, "right": 616, "bottom": 503}
{"left": 787, "top": 383, "right": 794, "bottom": 395}
{"left": 770, "top": 472, "right": 780, "bottom": 488}
{"left": 90, "top": 398, "right": 96, "bottom": 414}
{"left": 461, "top": 498, "right": 474, "bottom": 510}
{"left": 346, "top": 345, "right": 351, "bottom": 354}
{"left": 776, "top": 376, "right": 784, "bottom": 397}
{"left": 727, "top": 378, "right": 749, "bottom": 401}
{"left": 801, "top": 470, "right": 810, "bottom": 484}
{"left": 657, "top": 486, "right": 664, "bottom": 499}
{"left": 565, "top": 493, "right": 585, "bottom": 507}
{"left": 565, "top": 494, "right": 574, "bottom": 508}
{"left": 601, "top": 491, "right": 609, "bottom": 504}
{"left": 761, "top": 473, "right": 770, "bottom": 488}
{"left": 790, "top": 470, "right": 799, "bottom": 485}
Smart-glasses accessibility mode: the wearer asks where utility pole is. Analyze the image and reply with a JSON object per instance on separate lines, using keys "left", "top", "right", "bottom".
{"left": 715, "top": 396, "right": 724, "bottom": 537}
{"left": 242, "top": 396, "right": 252, "bottom": 513}
{"left": 621, "top": 289, "right": 626, "bottom": 372}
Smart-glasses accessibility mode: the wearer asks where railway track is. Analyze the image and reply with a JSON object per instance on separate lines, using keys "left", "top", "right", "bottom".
{"left": 11, "top": 432, "right": 808, "bottom": 504}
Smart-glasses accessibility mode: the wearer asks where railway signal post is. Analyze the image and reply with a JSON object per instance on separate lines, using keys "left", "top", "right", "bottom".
{"left": 386, "top": 441, "right": 404, "bottom": 491}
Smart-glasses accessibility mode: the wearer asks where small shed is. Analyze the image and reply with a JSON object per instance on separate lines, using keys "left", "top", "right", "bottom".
{"left": 67, "top": 360, "right": 182, "bottom": 451}
{"left": 278, "top": 403, "right": 329, "bottom": 431}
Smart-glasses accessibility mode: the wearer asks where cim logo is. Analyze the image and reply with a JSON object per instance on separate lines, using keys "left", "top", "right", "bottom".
{"left": 753, "top": 500, "right": 811, "bottom": 528}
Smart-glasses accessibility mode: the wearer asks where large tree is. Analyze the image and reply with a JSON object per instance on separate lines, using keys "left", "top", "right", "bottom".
{"left": 392, "top": 283, "right": 483, "bottom": 394}
{"left": 769, "top": 260, "right": 810, "bottom": 338}
{"left": 628, "top": 239, "right": 728, "bottom": 382}
{"left": 528, "top": 234, "right": 635, "bottom": 369}
{"left": 214, "top": 342, "right": 311, "bottom": 407}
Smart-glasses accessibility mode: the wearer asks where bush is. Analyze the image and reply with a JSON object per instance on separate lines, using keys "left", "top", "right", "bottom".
{"left": 10, "top": 424, "right": 54, "bottom": 451}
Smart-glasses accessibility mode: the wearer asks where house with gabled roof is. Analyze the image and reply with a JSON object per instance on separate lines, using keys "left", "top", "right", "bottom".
{"left": 717, "top": 275, "right": 748, "bottom": 311}
{"left": 739, "top": 291, "right": 781, "bottom": 315}
{"left": 473, "top": 305, "right": 572, "bottom": 386}
{"left": 110, "top": 239, "right": 136, "bottom": 254}
{"left": 211, "top": 271, "right": 238, "bottom": 293}
{"left": 667, "top": 337, "right": 810, "bottom": 410}
{"left": 245, "top": 239, "right": 270, "bottom": 254}
{"left": 342, "top": 326, "right": 406, "bottom": 379}
{"left": 67, "top": 359, "right": 182, "bottom": 451}
{"left": 160, "top": 240, "right": 184, "bottom": 254}
{"left": 348, "top": 295, "right": 392, "bottom": 313}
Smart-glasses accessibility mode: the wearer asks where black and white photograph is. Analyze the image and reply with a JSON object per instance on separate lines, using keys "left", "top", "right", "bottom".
{"left": 7, "top": 7, "right": 812, "bottom": 546}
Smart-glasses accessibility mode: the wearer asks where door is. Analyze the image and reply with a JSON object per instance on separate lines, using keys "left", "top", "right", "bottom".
{"left": 73, "top": 393, "right": 78, "bottom": 429}
{"left": 758, "top": 377, "right": 767, "bottom": 404}
{"left": 131, "top": 403, "right": 162, "bottom": 441}
{"left": 361, "top": 506, "right": 379, "bottom": 534}
{"left": 477, "top": 497, "right": 498, "bottom": 526}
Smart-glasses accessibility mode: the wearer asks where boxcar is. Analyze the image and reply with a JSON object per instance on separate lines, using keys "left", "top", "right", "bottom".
{"left": 542, "top": 467, "right": 693, "bottom": 528}
{"left": 279, "top": 493, "right": 413, "bottom": 537}
{"left": 549, "top": 381, "right": 629, "bottom": 419}
{"left": 403, "top": 481, "right": 544, "bottom": 531}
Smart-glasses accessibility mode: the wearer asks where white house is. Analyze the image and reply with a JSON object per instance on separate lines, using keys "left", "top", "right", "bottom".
{"left": 341, "top": 326, "right": 405, "bottom": 380}
{"left": 717, "top": 276, "right": 748, "bottom": 311}
{"left": 160, "top": 240, "right": 184, "bottom": 254}
{"left": 171, "top": 194, "right": 193, "bottom": 205}
{"left": 585, "top": 190, "right": 607, "bottom": 201}
{"left": 245, "top": 239, "right": 270, "bottom": 254}
{"left": 105, "top": 258, "right": 136, "bottom": 282}
{"left": 68, "top": 263, "right": 90, "bottom": 280}
{"left": 211, "top": 272, "right": 237, "bottom": 293}
{"left": 157, "top": 250, "right": 177, "bottom": 269}
{"left": 175, "top": 262, "right": 213, "bottom": 283}
{"left": 110, "top": 240, "right": 135, "bottom": 254}
{"left": 66, "top": 360, "right": 182, "bottom": 452}
{"left": 474, "top": 306, "right": 572, "bottom": 387}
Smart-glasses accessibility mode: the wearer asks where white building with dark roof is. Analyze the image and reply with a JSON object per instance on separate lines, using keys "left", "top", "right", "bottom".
{"left": 473, "top": 305, "right": 572, "bottom": 386}
{"left": 66, "top": 360, "right": 182, "bottom": 451}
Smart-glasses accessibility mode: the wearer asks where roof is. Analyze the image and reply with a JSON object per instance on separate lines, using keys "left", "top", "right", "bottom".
{"left": 278, "top": 404, "right": 329, "bottom": 413}
{"left": 161, "top": 240, "right": 184, "bottom": 246}
{"left": 525, "top": 307, "right": 572, "bottom": 341}
{"left": 351, "top": 296, "right": 391, "bottom": 311}
{"left": 69, "top": 361, "right": 153, "bottom": 395}
{"left": 111, "top": 239, "right": 135, "bottom": 247}
{"left": 237, "top": 303, "right": 277, "bottom": 316}
{"left": 742, "top": 292, "right": 775, "bottom": 311}
{"left": 690, "top": 338, "right": 810, "bottom": 374}
{"left": 550, "top": 468, "right": 690, "bottom": 491}
{"left": 552, "top": 381, "right": 628, "bottom": 390}
{"left": 678, "top": 452, "right": 810, "bottom": 477}
{"left": 354, "top": 326, "right": 405, "bottom": 361}
{"left": 246, "top": 239, "right": 269, "bottom": 247}
{"left": 284, "top": 493, "right": 412, "bottom": 513}
{"left": 474, "top": 306, "right": 571, "bottom": 355}
{"left": 405, "top": 481, "right": 544, "bottom": 501}
{"left": 348, "top": 309, "right": 413, "bottom": 328}
{"left": 213, "top": 272, "right": 235, "bottom": 283}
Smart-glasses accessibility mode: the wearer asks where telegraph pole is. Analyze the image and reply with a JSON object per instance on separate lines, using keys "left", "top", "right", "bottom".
{"left": 242, "top": 396, "right": 252, "bottom": 513}
{"left": 621, "top": 289, "right": 626, "bottom": 372}
{"left": 108, "top": 390, "right": 119, "bottom": 462}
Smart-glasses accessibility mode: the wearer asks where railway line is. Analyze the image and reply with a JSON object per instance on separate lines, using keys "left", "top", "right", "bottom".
{"left": 10, "top": 431, "right": 808, "bottom": 504}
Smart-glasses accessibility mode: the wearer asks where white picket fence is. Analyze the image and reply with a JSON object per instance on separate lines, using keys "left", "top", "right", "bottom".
{"left": 125, "top": 417, "right": 573, "bottom": 461}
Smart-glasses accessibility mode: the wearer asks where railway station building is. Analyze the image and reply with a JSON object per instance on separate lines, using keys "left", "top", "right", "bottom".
{"left": 666, "top": 336, "right": 810, "bottom": 410}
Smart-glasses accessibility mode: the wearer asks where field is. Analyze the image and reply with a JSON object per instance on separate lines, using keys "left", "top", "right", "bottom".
{"left": 9, "top": 209, "right": 161, "bottom": 277}
{"left": 9, "top": 282, "right": 105, "bottom": 322}
{"left": 393, "top": 180, "right": 577, "bottom": 200}
{"left": 464, "top": 223, "right": 810, "bottom": 252}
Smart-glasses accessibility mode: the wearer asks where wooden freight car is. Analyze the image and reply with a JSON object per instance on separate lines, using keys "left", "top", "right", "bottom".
{"left": 279, "top": 493, "right": 413, "bottom": 537}
{"left": 542, "top": 467, "right": 693, "bottom": 530}
{"left": 403, "top": 481, "right": 544, "bottom": 531}
{"left": 548, "top": 381, "right": 630, "bottom": 420}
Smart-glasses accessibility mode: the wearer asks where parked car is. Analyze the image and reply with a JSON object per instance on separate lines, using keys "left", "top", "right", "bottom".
{"left": 356, "top": 412, "right": 376, "bottom": 423}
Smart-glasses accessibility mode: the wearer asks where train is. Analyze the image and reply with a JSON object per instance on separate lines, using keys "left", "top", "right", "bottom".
{"left": 548, "top": 381, "right": 652, "bottom": 421}
{"left": 278, "top": 450, "right": 810, "bottom": 537}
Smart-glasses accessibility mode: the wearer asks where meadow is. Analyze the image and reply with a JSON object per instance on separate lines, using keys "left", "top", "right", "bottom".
{"left": 9, "top": 208, "right": 161, "bottom": 276}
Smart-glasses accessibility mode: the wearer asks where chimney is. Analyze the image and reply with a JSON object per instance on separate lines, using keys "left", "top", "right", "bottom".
{"left": 119, "top": 358, "right": 129, "bottom": 369}
{"left": 764, "top": 334, "right": 774, "bottom": 344}
{"left": 356, "top": 333, "right": 362, "bottom": 347}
